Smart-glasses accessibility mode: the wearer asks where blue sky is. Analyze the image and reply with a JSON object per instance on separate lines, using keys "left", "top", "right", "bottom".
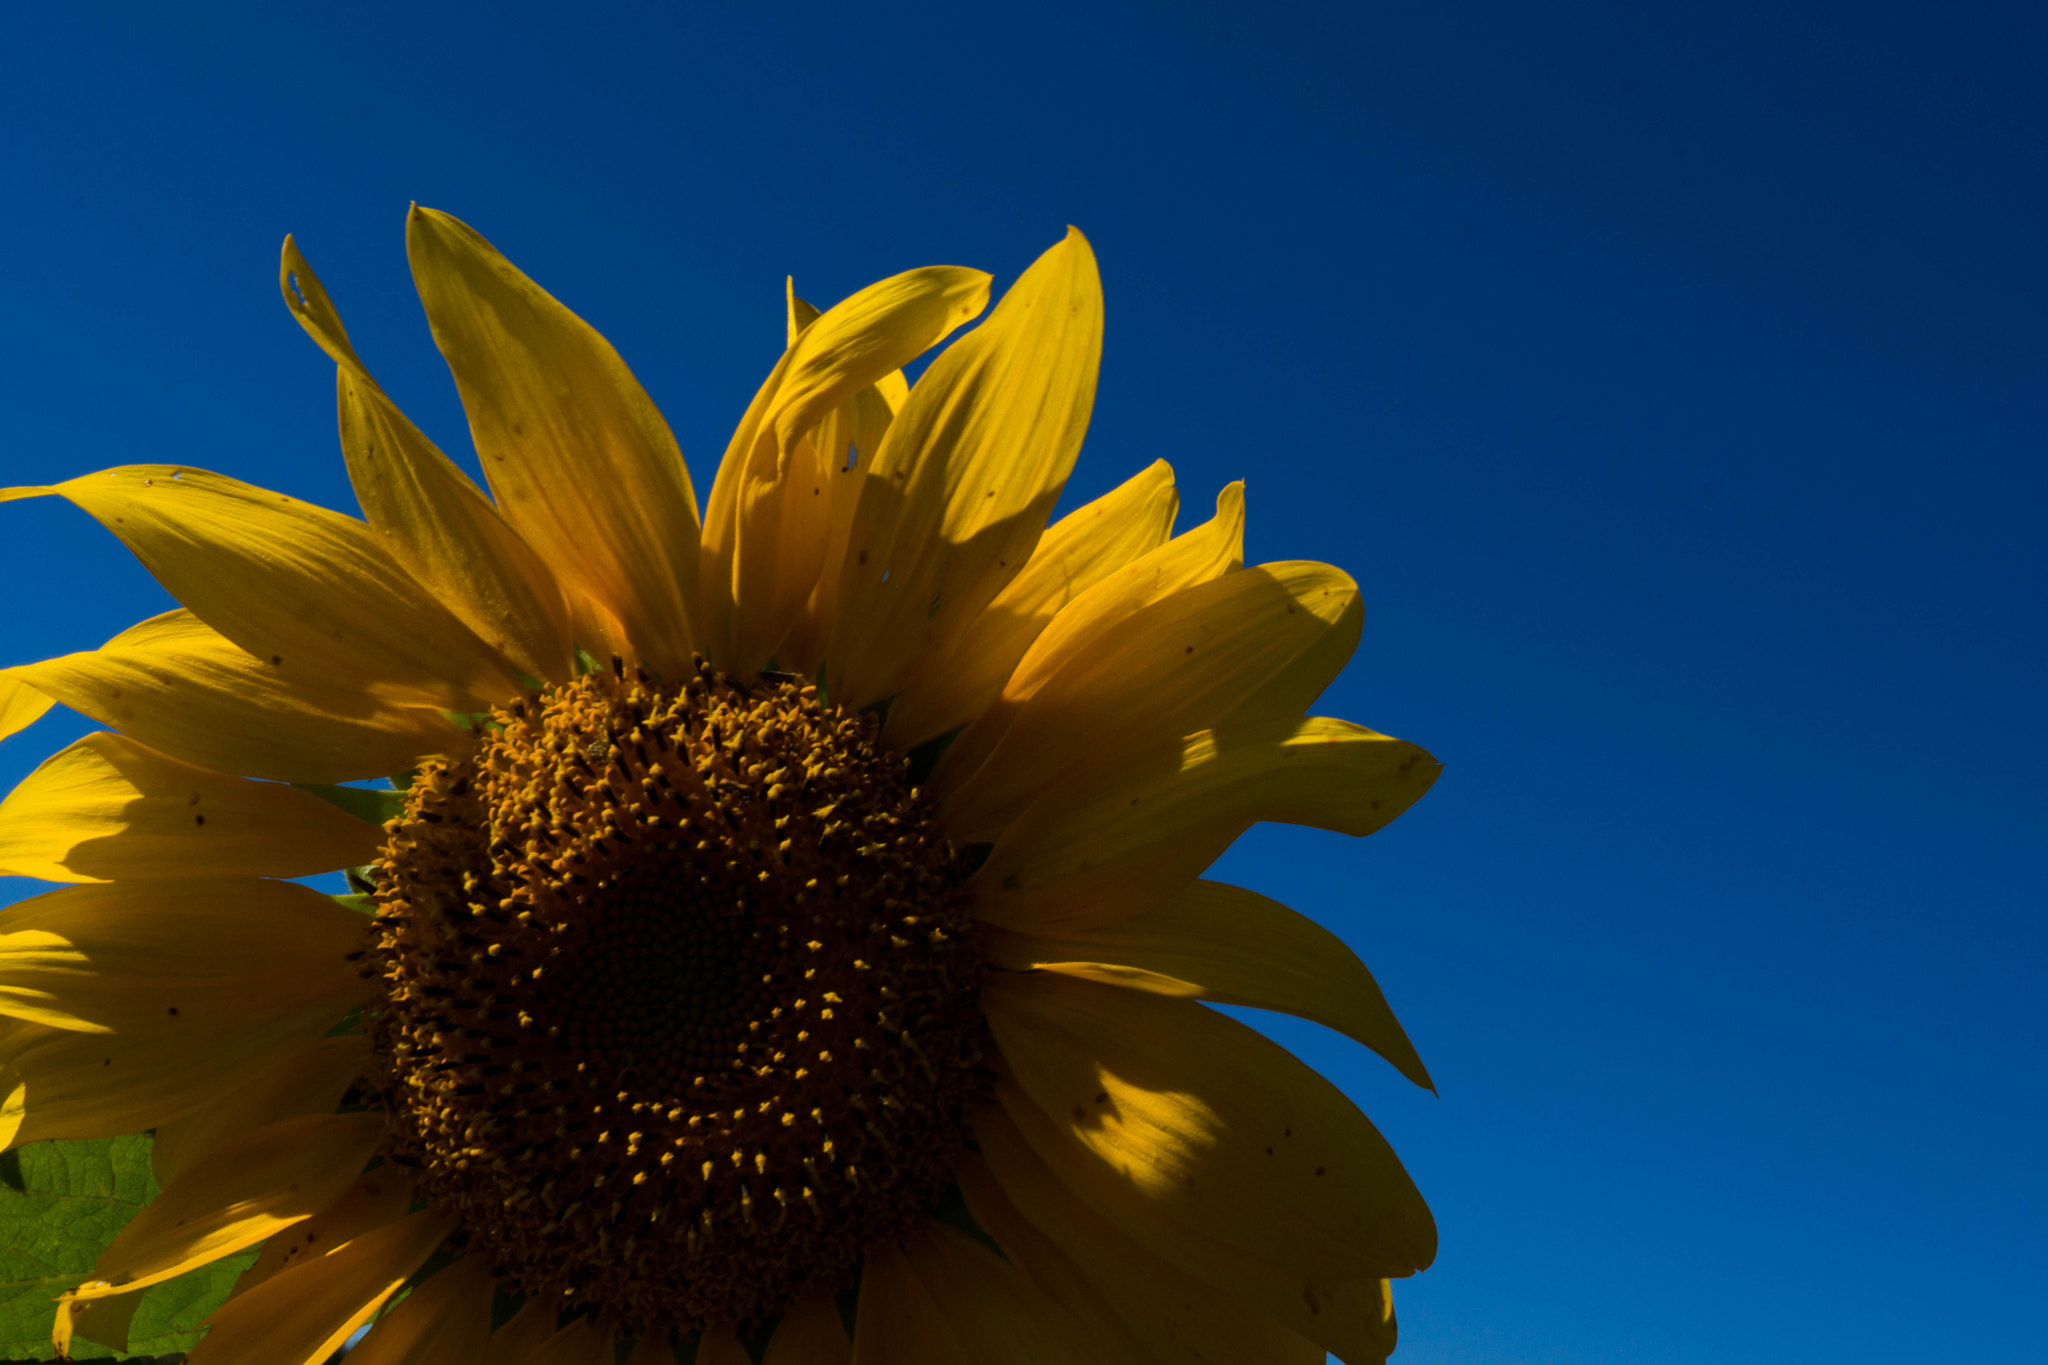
{"left": 2, "top": 3, "right": 2042, "bottom": 1362}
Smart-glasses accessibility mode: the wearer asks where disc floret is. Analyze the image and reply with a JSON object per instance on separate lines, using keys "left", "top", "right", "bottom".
{"left": 363, "top": 659, "right": 986, "bottom": 1331}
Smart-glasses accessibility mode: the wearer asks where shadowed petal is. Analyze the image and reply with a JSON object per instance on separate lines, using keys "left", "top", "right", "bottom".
{"left": 969, "top": 715, "right": 1439, "bottom": 933}
{"left": 0, "top": 732, "right": 381, "bottom": 882}
{"left": 5, "top": 610, "right": 468, "bottom": 784}
{"left": 183, "top": 1209, "right": 455, "bottom": 1365}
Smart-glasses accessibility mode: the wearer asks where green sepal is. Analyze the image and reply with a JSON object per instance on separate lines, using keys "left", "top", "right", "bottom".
{"left": 295, "top": 783, "right": 405, "bottom": 827}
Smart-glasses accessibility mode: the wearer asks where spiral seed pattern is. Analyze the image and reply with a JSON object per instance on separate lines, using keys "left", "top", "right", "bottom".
{"left": 362, "top": 659, "right": 985, "bottom": 1332}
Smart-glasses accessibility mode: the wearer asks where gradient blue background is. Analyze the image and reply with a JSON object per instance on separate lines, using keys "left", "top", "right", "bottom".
{"left": 2, "top": 3, "right": 2042, "bottom": 1362}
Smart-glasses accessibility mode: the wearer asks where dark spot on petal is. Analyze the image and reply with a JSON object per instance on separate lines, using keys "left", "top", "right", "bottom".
{"left": 194, "top": 814, "right": 206, "bottom": 826}
{"left": 1316, "top": 1167, "right": 1326, "bottom": 1176}
{"left": 167, "top": 1006, "right": 179, "bottom": 1016}
{"left": 1094, "top": 1092, "right": 1108, "bottom": 1104}
{"left": 271, "top": 655, "right": 284, "bottom": 666}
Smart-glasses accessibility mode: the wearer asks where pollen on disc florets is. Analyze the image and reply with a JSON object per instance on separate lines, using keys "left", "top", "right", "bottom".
{"left": 360, "top": 658, "right": 987, "bottom": 1333}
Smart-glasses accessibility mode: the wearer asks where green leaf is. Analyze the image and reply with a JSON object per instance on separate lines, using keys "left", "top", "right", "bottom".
{"left": 0, "top": 1136, "right": 245, "bottom": 1362}
{"left": 121, "top": 1248, "right": 257, "bottom": 1358}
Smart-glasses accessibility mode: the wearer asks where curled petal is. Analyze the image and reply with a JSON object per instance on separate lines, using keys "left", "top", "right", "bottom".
{"left": 0, "top": 674, "right": 53, "bottom": 744}
{"left": 700, "top": 265, "right": 990, "bottom": 672}
{"left": 986, "top": 878, "right": 1433, "bottom": 1090}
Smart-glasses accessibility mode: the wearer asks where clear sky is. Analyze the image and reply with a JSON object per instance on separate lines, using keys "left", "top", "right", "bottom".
{"left": 2, "top": 3, "right": 2042, "bottom": 1362}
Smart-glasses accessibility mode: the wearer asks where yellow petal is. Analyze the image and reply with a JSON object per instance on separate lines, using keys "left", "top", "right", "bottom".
{"left": 970, "top": 715, "right": 1440, "bottom": 933}
{"left": 984, "top": 971, "right": 1435, "bottom": 1279}
{"left": 762, "top": 1287, "right": 851, "bottom": 1365}
{"left": 185, "top": 1209, "right": 454, "bottom": 1365}
{"left": 484, "top": 1299, "right": 560, "bottom": 1365}
{"left": 340, "top": 1255, "right": 494, "bottom": 1365}
{"left": 0, "top": 673, "right": 52, "bottom": 743}
{"left": 851, "top": 1240, "right": 966, "bottom": 1365}
{"left": 827, "top": 229, "right": 1105, "bottom": 709}
{"left": 235, "top": 1169, "right": 416, "bottom": 1294}
{"left": 700, "top": 266, "right": 990, "bottom": 673}
{"left": 1213, "top": 570, "right": 1364, "bottom": 727}
{"left": 930, "top": 481, "right": 1242, "bottom": 800}
{"left": 0, "top": 880, "right": 366, "bottom": 1145}
{"left": 281, "top": 237, "right": 573, "bottom": 685}
{"left": 881, "top": 459, "right": 1178, "bottom": 751}
{"left": 893, "top": 1220, "right": 1102, "bottom": 1365}
{"left": 2, "top": 468, "right": 519, "bottom": 710}
{"left": 0, "top": 731, "right": 381, "bottom": 882}
{"left": 5, "top": 609, "right": 469, "bottom": 784}
{"left": 520, "top": 1316, "right": 616, "bottom": 1365}
{"left": 766, "top": 268, "right": 993, "bottom": 472}
{"left": 626, "top": 1330, "right": 683, "bottom": 1365}
{"left": 63, "top": 1113, "right": 383, "bottom": 1304}
{"left": 694, "top": 1324, "right": 751, "bottom": 1365}
{"left": 407, "top": 205, "right": 701, "bottom": 675}
{"left": 941, "top": 560, "right": 1363, "bottom": 838}
{"left": 787, "top": 284, "right": 821, "bottom": 344}
{"left": 0, "top": 877, "right": 366, "bottom": 1033}
{"left": 976, "top": 1098, "right": 1400, "bottom": 1364}
{"left": 776, "top": 378, "right": 904, "bottom": 678}
{"left": 988, "top": 878, "right": 1433, "bottom": 1090}
{"left": 151, "top": 1034, "right": 368, "bottom": 1187}
{"left": 953, "top": 1139, "right": 1323, "bottom": 1365}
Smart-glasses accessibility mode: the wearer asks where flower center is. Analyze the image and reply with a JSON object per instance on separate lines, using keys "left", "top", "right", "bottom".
{"left": 361, "top": 660, "right": 986, "bottom": 1332}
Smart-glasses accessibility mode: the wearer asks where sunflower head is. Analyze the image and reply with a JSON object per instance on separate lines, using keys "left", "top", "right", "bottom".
{"left": 365, "top": 658, "right": 986, "bottom": 1330}
{"left": 0, "top": 207, "right": 1440, "bottom": 1365}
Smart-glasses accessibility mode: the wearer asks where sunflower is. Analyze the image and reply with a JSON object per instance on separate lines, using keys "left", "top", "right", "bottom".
{"left": 0, "top": 207, "right": 1441, "bottom": 1365}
